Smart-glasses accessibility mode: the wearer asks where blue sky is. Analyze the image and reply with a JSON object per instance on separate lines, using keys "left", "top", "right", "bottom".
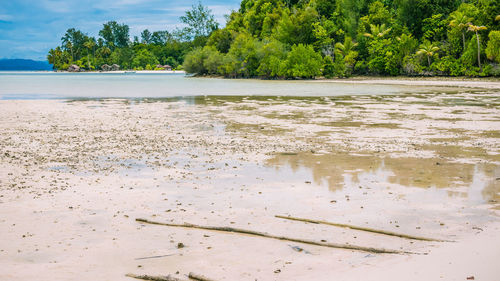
{"left": 0, "top": 0, "right": 241, "bottom": 60}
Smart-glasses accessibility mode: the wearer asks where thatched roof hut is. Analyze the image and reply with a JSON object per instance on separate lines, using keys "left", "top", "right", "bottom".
{"left": 68, "top": 64, "right": 80, "bottom": 72}
{"left": 111, "top": 64, "right": 120, "bottom": 71}
{"left": 155, "top": 64, "right": 172, "bottom": 70}
{"left": 101, "top": 64, "right": 111, "bottom": 71}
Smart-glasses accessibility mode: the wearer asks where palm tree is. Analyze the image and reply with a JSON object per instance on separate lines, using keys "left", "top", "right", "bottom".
{"left": 335, "top": 36, "right": 359, "bottom": 72}
{"left": 65, "top": 41, "right": 74, "bottom": 62}
{"left": 449, "top": 11, "right": 472, "bottom": 51}
{"left": 335, "top": 37, "right": 358, "bottom": 57}
{"left": 363, "top": 24, "right": 392, "bottom": 38}
{"left": 467, "top": 24, "right": 488, "bottom": 71}
{"left": 84, "top": 40, "right": 95, "bottom": 70}
{"left": 416, "top": 40, "right": 440, "bottom": 67}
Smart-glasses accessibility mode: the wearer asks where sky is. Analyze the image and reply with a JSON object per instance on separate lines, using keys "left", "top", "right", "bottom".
{"left": 0, "top": 0, "right": 241, "bottom": 61}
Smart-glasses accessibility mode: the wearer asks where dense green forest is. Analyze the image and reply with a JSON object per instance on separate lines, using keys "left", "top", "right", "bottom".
{"left": 49, "top": 0, "right": 500, "bottom": 78}
{"left": 186, "top": 0, "right": 500, "bottom": 78}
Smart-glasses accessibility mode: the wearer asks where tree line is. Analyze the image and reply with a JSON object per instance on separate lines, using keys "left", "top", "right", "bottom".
{"left": 184, "top": 0, "right": 500, "bottom": 78}
{"left": 47, "top": 3, "right": 218, "bottom": 71}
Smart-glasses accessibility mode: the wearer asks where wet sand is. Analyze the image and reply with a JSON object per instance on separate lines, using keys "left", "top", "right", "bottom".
{"left": 0, "top": 90, "right": 499, "bottom": 280}
{"left": 318, "top": 77, "right": 500, "bottom": 90}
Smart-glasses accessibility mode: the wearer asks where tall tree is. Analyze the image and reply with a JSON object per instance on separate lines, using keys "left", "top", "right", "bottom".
{"left": 99, "top": 21, "right": 130, "bottom": 49}
{"left": 449, "top": 11, "right": 472, "bottom": 51}
{"left": 151, "top": 31, "right": 171, "bottom": 45}
{"left": 83, "top": 39, "right": 96, "bottom": 69}
{"left": 61, "top": 28, "right": 87, "bottom": 61}
{"left": 467, "top": 24, "right": 487, "bottom": 71}
{"left": 180, "top": 2, "right": 219, "bottom": 39}
{"left": 141, "top": 29, "right": 152, "bottom": 44}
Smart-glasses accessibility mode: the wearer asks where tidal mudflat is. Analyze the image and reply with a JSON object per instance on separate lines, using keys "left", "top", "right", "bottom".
{"left": 0, "top": 89, "right": 499, "bottom": 280}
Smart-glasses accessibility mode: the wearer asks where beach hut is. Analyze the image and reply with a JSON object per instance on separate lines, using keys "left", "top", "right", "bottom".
{"left": 155, "top": 64, "right": 173, "bottom": 70}
{"left": 101, "top": 64, "right": 111, "bottom": 71}
{"left": 111, "top": 64, "right": 120, "bottom": 71}
{"left": 68, "top": 64, "right": 80, "bottom": 72}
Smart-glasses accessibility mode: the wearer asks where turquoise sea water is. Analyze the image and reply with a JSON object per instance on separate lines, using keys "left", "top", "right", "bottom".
{"left": 0, "top": 72, "right": 431, "bottom": 99}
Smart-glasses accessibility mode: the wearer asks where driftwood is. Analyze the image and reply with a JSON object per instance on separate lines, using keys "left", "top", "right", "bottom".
{"left": 135, "top": 254, "right": 174, "bottom": 260}
{"left": 126, "top": 273, "right": 186, "bottom": 281}
{"left": 136, "top": 218, "right": 414, "bottom": 254}
{"left": 188, "top": 272, "right": 216, "bottom": 281}
{"left": 275, "top": 215, "right": 449, "bottom": 242}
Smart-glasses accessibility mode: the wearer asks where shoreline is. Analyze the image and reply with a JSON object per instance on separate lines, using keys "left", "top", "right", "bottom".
{"left": 315, "top": 77, "right": 500, "bottom": 89}
{"left": 188, "top": 74, "right": 500, "bottom": 89}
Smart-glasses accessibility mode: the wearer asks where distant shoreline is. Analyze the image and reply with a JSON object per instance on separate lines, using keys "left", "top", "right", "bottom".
{"left": 0, "top": 70, "right": 186, "bottom": 74}
{"left": 63, "top": 70, "right": 186, "bottom": 74}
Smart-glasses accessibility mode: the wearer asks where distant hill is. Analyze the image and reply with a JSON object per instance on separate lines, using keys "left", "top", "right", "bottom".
{"left": 0, "top": 59, "right": 53, "bottom": 71}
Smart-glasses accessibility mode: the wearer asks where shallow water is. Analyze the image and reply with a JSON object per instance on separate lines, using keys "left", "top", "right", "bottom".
{"left": 0, "top": 72, "right": 455, "bottom": 99}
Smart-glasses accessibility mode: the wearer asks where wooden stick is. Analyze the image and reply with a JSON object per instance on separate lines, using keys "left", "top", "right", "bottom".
{"left": 126, "top": 273, "right": 186, "bottom": 281}
{"left": 275, "top": 215, "right": 450, "bottom": 242}
{"left": 136, "top": 218, "right": 415, "bottom": 254}
{"left": 135, "top": 254, "right": 174, "bottom": 260}
{"left": 188, "top": 272, "right": 216, "bottom": 281}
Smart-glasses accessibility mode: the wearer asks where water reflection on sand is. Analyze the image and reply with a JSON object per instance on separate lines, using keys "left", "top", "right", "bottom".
{"left": 266, "top": 151, "right": 499, "bottom": 204}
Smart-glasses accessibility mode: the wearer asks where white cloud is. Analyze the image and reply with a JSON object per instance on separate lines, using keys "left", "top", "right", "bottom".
{"left": 38, "top": 0, "right": 73, "bottom": 13}
{"left": 0, "top": 14, "right": 13, "bottom": 21}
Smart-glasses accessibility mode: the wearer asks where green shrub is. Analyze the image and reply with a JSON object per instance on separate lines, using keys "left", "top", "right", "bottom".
{"left": 432, "top": 56, "right": 465, "bottom": 76}
{"left": 333, "top": 52, "right": 346, "bottom": 77}
{"left": 257, "top": 40, "right": 288, "bottom": 78}
{"left": 322, "top": 56, "right": 335, "bottom": 78}
{"left": 183, "top": 47, "right": 206, "bottom": 74}
{"left": 401, "top": 55, "right": 422, "bottom": 75}
{"left": 282, "top": 44, "right": 322, "bottom": 78}
{"left": 485, "top": 31, "right": 500, "bottom": 63}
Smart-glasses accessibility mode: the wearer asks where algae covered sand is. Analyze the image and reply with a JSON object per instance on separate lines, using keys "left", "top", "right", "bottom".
{"left": 0, "top": 90, "right": 499, "bottom": 280}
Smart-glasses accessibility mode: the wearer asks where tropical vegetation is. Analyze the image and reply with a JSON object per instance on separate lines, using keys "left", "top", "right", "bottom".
{"left": 49, "top": 0, "right": 500, "bottom": 78}
{"left": 47, "top": 2, "right": 218, "bottom": 71}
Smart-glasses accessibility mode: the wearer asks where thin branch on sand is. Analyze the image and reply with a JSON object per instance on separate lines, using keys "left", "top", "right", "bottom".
{"left": 136, "top": 218, "right": 416, "bottom": 254}
{"left": 275, "top": 215, "right": 450, "bottom": 242}
{"left": 126, "top": 273, "right": 187, "bottom": 281}
{"left": 135, "top": 254, "right": 175, "bottom": 260}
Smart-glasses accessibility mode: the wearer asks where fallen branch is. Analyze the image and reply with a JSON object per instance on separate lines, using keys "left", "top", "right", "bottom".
{"left": 136, "top": 218, "right": 415, "bottom": 254}
{"left": 275, "top": 215, "right": 450, "bottom": 242}
{"left": 135, "top": 254, "right": 174, "bottom": 260}
{"left": 126, "top": 273, "right": 186, "bottom": 281}
{"left": 188, "top": 272, "right": 216, "bottom": 281}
